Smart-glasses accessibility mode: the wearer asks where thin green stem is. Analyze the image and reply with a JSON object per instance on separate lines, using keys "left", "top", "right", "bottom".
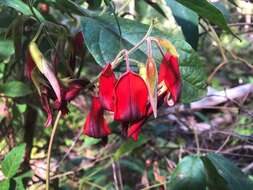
{"left": 111, "top": 20, "right": 154, "bottom": 68}
{"left": 46, "top": 111, "right": 62, "bottom": 190}
{"left": 32, "top": 23, "right": 44, "bottom": 42}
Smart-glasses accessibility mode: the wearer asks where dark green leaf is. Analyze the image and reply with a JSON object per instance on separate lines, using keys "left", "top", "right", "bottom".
{"left": 166, "top": 0, "right": 199, "bottom": 49}
{"left": 0, "top": 40, "right": 14, "bottom": 59}
{"left": 143, "top": 0, "right": 167, "bottom": 18}
{"left": 113, "top": 135, "right": 148, "bottom": 161}
{"left": 55, "top": 0, "right": 94, "bottom": 16}
{"left": 81, "top": 15, "right": 206, "bottom": 103}
{"left": 0, "top": 81, "right": 32, "bottom": 98}
{"left": 201, "top": 155, "right": 228, "bottom": 190}
{"left": 228, "top": 0, "right": 238, "bottom": 6}
{"left": 169, "top": 155, "right": 206, "bottom": 190}
{"left": 175, "top": 0, "right": 233, "bottom": 35}
{"left": 13, "top": 171, "right": 33, "bottom": 190}
{"left": 1, "top": 143, "right": 26, "bottom": 178}
{"left": 87, "top": 0, "right": 102, "bottom": 9}
{"left": 201, "top": 153, "right": 253, "bottom": 190}
{"left": 0, "top": 0, "right": 44, "bottom": 21}
{"left": 212, "top": 2, "right": 230, "bottom": 22}
{"left": 0, "top": 179, "right": 10, "bottom": 190}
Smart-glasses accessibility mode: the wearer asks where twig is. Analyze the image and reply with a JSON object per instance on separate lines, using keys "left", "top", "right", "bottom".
{"left": 80, "top": 178, "right": 107, "bottom": 190}
{"left": 112, "top": 159, "right": 124, "bottom": 190}
{"left": 46, "top": 111, "right": 62, "bottom": 190}
{"left": 242, "top": 162, "right": 253, "bottom": 172}
{"left": 55, "top": 126, "right": 83, "bottom": 168}
{"left": 223, "top": 145, "right": 253, "bottom": 153}
{"left": 216, "top": 135, "right": 231, "bottom": 153}
{"left": 207, "top": 24, "right": 228, "bottom": 83}
{"left": 140, "top": 181, "right": 169, "bottom": 190}
{"left": 179, "top": 83, "right": 253, "bottom": 112}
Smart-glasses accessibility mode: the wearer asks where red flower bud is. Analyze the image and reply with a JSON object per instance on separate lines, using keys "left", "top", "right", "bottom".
{"left": 73, "top": 32, "right": 84, "bottom": 55}
{"left": 158, "top": 52, "right": 181, "bottom": 105}
{"left": 114, "top": 71, "right": 148, "bottom": 123}
{"left": 99, "top": 64, "right": 117, "bottom": 111}
{"left": 83, "top": 96, "right": 111, "bottom": 138}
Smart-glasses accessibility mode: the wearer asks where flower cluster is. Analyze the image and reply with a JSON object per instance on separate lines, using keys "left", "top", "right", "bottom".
{"left": 26, "top": 32, "right": 88, "bottom": 127}
{"left": 26, "top": 30, "right": 181, "bottom": 142}
{"left": 83, "top": 38, "right": 181, "bottom": 141}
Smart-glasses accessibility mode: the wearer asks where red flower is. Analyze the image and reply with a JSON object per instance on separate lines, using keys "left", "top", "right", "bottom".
{"left": 158, "top": 52, "right": 181, "bottom": 105}
{"left": 83, "top": 96, "right": 111, "bottom": 138}
{"left": 54, "top": 79, "right": 89, "bottom": 115}
{"left": 114, "top": 71, "right": 148, "bottom": 123}
{"left": 64, "top": 79, "right": 90, "bottom": 102}
{"left": 24, "top": 51, "right": 36, "bottom": 79}
{"left": 99, "top": 64, "right": 117, "bottom": 111}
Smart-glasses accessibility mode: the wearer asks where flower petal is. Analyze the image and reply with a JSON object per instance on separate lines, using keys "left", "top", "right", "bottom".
{"left": 158, "top": 52, "right": 181, "bottom": 105}
{"left": 83, "top": 96, "right": 111, "bottom": 138}
{"left": 40, "top": 87, "right": 53, "bottom": 128}
{"left": 146, "top": 56, "right": 158, "bottom": 118}
{"left": 99, "top": 64, "right": 117, "bottom": 111}
{"left": 114, "top": 71, "right": 148, "bottom": 123}
{"left": 29, "top": 42, "right": 62, "bottom": 104}
{"left": 127, "top": 93, "right": 166, "bottom": 140}
{"left": 127, "top": 119, "right": 144, "bottom": 141}
{"left": 25, "top": 51, "right": 36, "bottom": 79}
{"left": 64, "top": 79, "right": 89, "bottom": 102}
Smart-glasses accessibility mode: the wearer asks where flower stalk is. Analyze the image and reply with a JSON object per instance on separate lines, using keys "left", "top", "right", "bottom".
{"left": 46, "top": 111, "right": 62, "bottom": 190}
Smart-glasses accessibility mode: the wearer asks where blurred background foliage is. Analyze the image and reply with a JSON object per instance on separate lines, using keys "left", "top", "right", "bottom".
{"left": 0, "top": 0, "right": 253, "bottom": 189}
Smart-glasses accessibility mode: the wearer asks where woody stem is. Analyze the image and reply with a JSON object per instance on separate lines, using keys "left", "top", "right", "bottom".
{"left": 146, "top": 37, "right": 153, "bottom": 58}
{"left": 46, "top": 111, "right": 62, "bottom": 190}
{"left": 124, "top": 50, "right": 130, "bottom": 71}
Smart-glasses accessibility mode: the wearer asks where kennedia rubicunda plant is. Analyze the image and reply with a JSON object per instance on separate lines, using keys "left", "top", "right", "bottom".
{"left": 27, "top": 29, "right": 181, "bottom": 141}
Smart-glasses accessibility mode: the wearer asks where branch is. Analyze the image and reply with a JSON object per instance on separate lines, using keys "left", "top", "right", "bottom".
{"left": 165, "top": 83, "right": 253, "bottom": 113}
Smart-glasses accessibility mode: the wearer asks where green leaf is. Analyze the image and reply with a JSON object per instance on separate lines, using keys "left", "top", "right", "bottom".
{"left": 113, "top": 135, "right": 148, "bottom": 161}
{"left": 87, "top": 0, "right": 102, "bottom": 10}
{"left": 0, "top": 179, "right": 10, "bottom": 190}
{"left": 0, "top": 0, "right": 44, "bottom": 21}
{"left": 180, "top": 49, "right": 206, "bottom": 103}
{"left": 16, "top": 104, "right": 27, "bottom": 113}
{"left": 1, "top": 143, "right": 26, "bottom": 178}
{"left": 175, "top": 0, "right": 233, "bottom": 35}
{"left": 0, "top": 40, "right": 14, "bottom": 59}
{"left": 143, "top": 0, "right": 167, "bottom": 18}
{"left": 84, "top": 136, "right": 101, "bottom": 146}
{"left": 0, "top": 81, "right": 32, "bottom": 98}
{"left": 166, "top": 0, "right": 199, "bottom": 49}
{"left": 212, "top": 2, "right": 230, "bottom": 22}
{"left": 201, "top": 153, "right": 253, "bottom": 190}
{"left": 14, "top": 171, "right": 33, "bottom": 190}
{"left": 169, "top": 155, "right": 206, "bottom": 190}
{"left": 228, "top": 0, "right": 238, "bottom": 7}
{"left": 55, "top": 0, "right": 94, "bottom": 16}
{"left": 81, "top": 15, "right": 206, "bottom": 103}
{"left": 14, "top": 178, "right": 25, "bottom": 190}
